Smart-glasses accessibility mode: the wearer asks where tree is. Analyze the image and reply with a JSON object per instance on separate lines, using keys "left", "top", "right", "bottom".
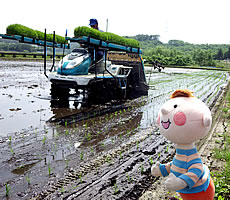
{"left": 224, "top": 47, "right": 230, "bottom": 60}
{"left": 168, "top": 40, "right": 186, "bottom": 46}
{"left": 216, "top": 49, "right": 224, "bottom": 60}
{"left": 193, "top": 49, "right": 215, "bottom": 66}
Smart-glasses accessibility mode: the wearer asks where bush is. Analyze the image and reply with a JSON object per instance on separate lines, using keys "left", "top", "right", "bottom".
{"left": 74, "top": 26, "right": 140, "bottom": 48}
{"left": 6, "top": 24, "right": 66, "bottom": 44}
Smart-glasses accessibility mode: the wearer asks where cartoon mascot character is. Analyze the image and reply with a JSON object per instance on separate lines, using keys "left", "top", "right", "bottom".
{"left": 151, "top": 89, "right": 215, "bottom": 200}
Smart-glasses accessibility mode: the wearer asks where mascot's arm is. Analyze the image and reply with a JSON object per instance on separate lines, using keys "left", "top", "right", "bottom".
{"left": 165, "top": 162, "right": 203, "bottom": 191}
{"left": 177, "top": 162, "right": 204, "bottom": 190}
{"left": 151, "top": 161, "right": 171, "bottom": 177}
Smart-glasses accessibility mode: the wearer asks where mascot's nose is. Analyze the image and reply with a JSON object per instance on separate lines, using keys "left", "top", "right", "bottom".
{"left": 161, "top": 108, "right": 169, "bottom": 115}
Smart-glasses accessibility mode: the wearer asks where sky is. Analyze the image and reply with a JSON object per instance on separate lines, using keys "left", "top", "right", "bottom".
{"left": 1, "top": 0, "right": 230, "bottom": 44}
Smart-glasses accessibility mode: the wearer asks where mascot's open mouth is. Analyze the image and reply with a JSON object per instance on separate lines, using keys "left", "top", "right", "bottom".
{"left": 161, "top": 119, "right": 171, "bottom": 129}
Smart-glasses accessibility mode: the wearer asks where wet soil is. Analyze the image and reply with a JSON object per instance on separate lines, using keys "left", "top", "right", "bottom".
{"left": 0, "top": 61, "right": 229, "bottom": 199}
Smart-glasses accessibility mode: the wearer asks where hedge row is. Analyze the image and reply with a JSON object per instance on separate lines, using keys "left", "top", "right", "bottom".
{"left": 74, "top": 26, "right": 140, "bottom": 48}
{"left": 6, "top": 24, "right": 66, "bottom": 44}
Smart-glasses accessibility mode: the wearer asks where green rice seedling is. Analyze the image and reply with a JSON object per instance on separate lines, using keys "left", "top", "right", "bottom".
{"left": 17, "top": 165, "right": 24, "bottom": 170}
{"left": 80, "top": 152, "right": 84, "bottom": 161}
{"left": 42, "top": 136, "right": 47, "bottom": 145}
{"left": 113, "top": 183, "right": 119, "bottom": 194}
{"left": 84, "top": 122, "right": 88, "bottom": 129}
{"left": 74, "top": 26, "right": 140, "bottom": 48}
{"left": 158, "top": 152, "right": 161, "bottom": 158}
{"left": 8, "top": 136, "right": 12, "bottom": 144}
{"left": 166, "top": 145, "right": 169, "bottom": 153}
{"left": 6, "top": 24, "right": 66, "bottom": 43}
{"left": 10, "top": 146, "right": 14, "bottom": 154}
{"left": 35, "top": 128, "right": 37, "bottom": 137}
{"left": 5, "top": 183, "right": 10, "bottom": 197}
{"left": 126, "top": 173, "right": 132, "bottom": 183}
{"left": 65, "top": 129, "right": 69, "bottom": 136}
{"left": 126, "top": 131, "right": 131, "bottom": 137}
{"left": 86, "top": 132, "right": 92, "bottom": 141}
{"left": 60, "top": 185, "right": 65, "bottom": 194}
{"left": 65, "top": 120, "right": 68, "bottom": 128}
{"left": 90, "top": 147, "right": 94, "bottom": 153}
{"left": 149, "top": 157, "right": 153, "bottom": 166}
{"left": 140, "top": 164, "right": 144, "bottom": 175}
{"left": 215, "top": 140, "right": 221, "bottom": 144}
{"left": 106, "top": 155, "right": 111, "bottom": 163}
{"left": 78, "top": 173, "right": 83, "bottom": 184}
{"left": 48, "top": 163, "right": 52, "bottom": 176}
{"left": 35, "top": 30, "right": 44, "bottom": 40}
{"left": 119, "top": 151, "right": 123, "bottom": 159}
{"left": 7, "top": 24, "right": 37, "bottom": 38}
{"left": 25, "top": 175, "right": 31, "bottom": 185}
{"left": 136, "top": 141, "right": 139, "bottom": 149}
{"left": 55, "top": 35, "right": 66, "bottom": 44}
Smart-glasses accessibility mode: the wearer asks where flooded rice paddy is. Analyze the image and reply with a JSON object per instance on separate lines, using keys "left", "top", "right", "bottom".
{"left": 0, "top": 60, "right": 229, "bottom": 199}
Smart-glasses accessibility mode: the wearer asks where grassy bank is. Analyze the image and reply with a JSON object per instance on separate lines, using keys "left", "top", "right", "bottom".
{"left": 145, "top": 60, "right": 230, "bottom": 71}
{"left": 211, "top": 82, "right": 230, "bottom": 200}
{"left": 0, "top": 55, "right": 63, "bottom": 61}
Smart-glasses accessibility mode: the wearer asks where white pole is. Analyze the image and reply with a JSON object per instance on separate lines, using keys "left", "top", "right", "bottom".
{"left": 106, "top": 19, "right": 108, "bottom": 32}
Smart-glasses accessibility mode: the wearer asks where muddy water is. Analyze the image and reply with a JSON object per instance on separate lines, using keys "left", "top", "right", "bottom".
{"left": 0, "top": 60, "right": 52, "bottom": 136}
{"left": 0, "top": 61, "right": 229, "bottom": 199}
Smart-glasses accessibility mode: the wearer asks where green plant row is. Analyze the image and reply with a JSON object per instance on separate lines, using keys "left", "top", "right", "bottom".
{"left": 74, "top": 26, "right": 140, "bottom": 48}
{"left": 6, "top": 24, "right": 66, "bottom": 44}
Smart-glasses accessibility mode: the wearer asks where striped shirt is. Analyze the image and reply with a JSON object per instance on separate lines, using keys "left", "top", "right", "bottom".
{"left": 159, "top": 148, "right": 210, "bottom": 194}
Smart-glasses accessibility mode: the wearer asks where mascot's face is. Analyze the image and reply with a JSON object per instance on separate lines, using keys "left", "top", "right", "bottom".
{"left": 157, "top": 96, "right": 212, "bottom": 144}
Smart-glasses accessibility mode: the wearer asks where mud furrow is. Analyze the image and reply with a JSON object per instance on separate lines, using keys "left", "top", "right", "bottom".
{"left": 33, "top": 129, "right": 175, "bottom": 200}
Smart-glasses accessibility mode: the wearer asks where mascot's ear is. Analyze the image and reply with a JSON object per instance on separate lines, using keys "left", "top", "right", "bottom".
{"left": 203, "top": 114, "right": 212, "bottom": 127}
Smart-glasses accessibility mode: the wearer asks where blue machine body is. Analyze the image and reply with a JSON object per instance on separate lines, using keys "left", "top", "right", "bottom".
{"left": 57, "top": 48, "right": 92, "bottom": 75}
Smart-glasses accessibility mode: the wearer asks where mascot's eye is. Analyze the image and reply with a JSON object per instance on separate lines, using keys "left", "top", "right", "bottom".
{"left": 174, "top": 104, "right": 177, "bottom": 108}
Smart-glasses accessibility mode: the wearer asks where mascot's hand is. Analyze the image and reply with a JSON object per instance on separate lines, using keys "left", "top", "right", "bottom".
{"left": 165, "top": 173, "right": 187, "bottom": 191}
{"left": 151, "top": 161, "right": 161, "bottom": 176}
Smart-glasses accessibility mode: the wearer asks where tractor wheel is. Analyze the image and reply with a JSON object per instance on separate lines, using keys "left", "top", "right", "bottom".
{"left": 50, "top": 84, "right": 70, "bottom": 100}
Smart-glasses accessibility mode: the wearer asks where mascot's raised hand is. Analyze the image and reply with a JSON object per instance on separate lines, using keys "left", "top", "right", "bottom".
{"left": 151, "top": 89, "right": 215, "bottom": 200}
